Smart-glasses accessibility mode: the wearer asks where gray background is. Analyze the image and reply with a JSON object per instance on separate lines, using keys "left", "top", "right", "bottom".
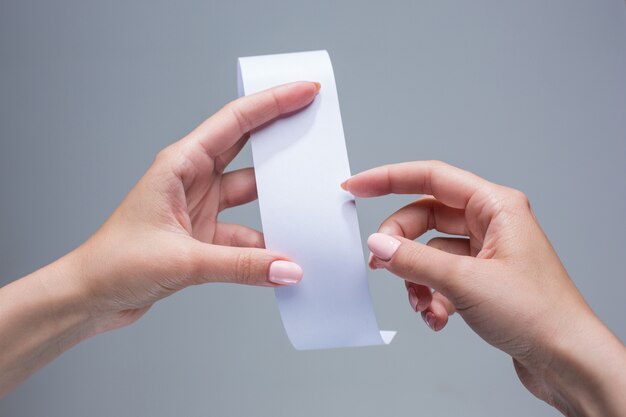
{"left": 1, "top": 0, "right": 625, "bottom": 416}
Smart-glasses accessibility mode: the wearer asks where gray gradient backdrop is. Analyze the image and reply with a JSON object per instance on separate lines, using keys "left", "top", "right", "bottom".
{"left": 1, "top": 1, "right": 625, "bottom": 416}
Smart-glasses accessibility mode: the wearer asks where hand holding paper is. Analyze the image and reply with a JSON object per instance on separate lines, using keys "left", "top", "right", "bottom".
{"left": 2, "top": 49, "right": 625, "bottom": 417}
{"left": 0, "top": 81, "right": 320, "bottom": 395}
{"left": 345, "top": 161, "right": 626, "bottom": 416}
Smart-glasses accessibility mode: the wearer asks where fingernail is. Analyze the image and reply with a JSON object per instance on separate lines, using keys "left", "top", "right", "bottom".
{"left": 408, "top": 287, "right": 419, "bottom": 312}
{"left": 340, "top": 179, "right": 348, "bottom": 190}
{"left": 425, "top": 312, "right": 436, "bottom": 331}
{"left": 268, "top": 260, "right": 303, "bottom": 285}
{"left": 367, "top": 233, "right": 401, "bottom": 261}
{"left": 368, "top": 253, "right": 378, "bottom": 269}
{"left": 313, "top": 82, "right": 321, "bottom": 93}
{"left": 369, "top": 255, "right": 385, "bottom": 270}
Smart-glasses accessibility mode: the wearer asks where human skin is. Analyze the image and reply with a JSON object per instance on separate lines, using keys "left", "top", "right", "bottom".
{"left": 0, "top": 81, "right": 319, "bottom": 396}
{"left": 1, "top": 83, "right": 624, "bottom": 417}
{"left": 343, "top": 161, "right": 626, "bottom": 417}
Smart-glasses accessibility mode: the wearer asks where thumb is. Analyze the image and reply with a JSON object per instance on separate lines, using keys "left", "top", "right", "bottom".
{"left": 367, "top": 233, "right": 470, "bottom": 298}
{"left": 188, "top": 242, "right": 303, "bottom": 287}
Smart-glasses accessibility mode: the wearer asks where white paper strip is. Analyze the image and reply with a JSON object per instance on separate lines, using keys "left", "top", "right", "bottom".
{"left": 237, "top": 50, "right": 395, "bottom": 350}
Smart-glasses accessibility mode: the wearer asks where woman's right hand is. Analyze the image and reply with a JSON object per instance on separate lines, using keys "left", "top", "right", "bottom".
{"left": 343, "top": 161, "right": 626, "bottom": 417}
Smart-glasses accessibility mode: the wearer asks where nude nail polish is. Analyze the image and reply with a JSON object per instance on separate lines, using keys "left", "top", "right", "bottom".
{"left": 367, "top": 233, "right": 401, "bottom": 261}
{"left": 408, "top": 287, "right": 419, "bottom": 312}
{"left": 425, "top": 312, "right": 436, "bottom": 331}
{"left": 268, "top": 261, "right": 303, "bottom": 285}
{"left": 368, "top": 253, "right": 378, "bottom": 269}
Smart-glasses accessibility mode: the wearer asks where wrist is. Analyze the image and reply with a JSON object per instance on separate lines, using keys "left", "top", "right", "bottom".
{"left": 0, "top": 249, "right": 98, "bottom": 395}
{"left": 65, "top": 241, "right": 126, "bottom": 336}
{"left": 70, "top": 234, "right": 157, "bottom": 334}
{"left": 542, "top": 313, "right": 626, "bottom": 417}
{"left": 32, "top": 248, "right": 101, "bottom": 340}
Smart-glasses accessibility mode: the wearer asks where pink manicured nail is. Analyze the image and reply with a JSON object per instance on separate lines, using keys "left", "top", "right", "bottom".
{"left": 408, "top": 287, "right": 419, "bottom": 312}
{"left": 268, "top": 261, "right": 303, "bottom": 285}
{"left": 368, "top": 253, "right": 378, "bottom": 269}
{"left": 425, "top": 312, "right": 436, "bottom": 331}
{"left": 367, "top": 233, "right": 401, "bottom": 261}
{"left": 369, "top": 254, "right": 386, "bottom": 270}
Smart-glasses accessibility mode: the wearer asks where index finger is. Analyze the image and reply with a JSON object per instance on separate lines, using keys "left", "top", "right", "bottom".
{"left": 343, "top": 161, "right": 491, "bottom": 210}
{"left": 185, "top": 81, "right": 320, "bottom": 157}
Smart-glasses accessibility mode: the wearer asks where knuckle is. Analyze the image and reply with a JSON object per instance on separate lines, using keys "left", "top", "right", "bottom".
{"left": 506, "top": 188, "right": 531, "bottom": 210}
{"left": 427, "top": 159, "right": 448, "bottom": 168}
{"left": 480, "top": 187, "right": 509, "bottom": 213}
{"left": 227, "top": 102, "right": 252, "bottom": 136}
{"left": 235, "top": 251, "right": 254, "bottom": 285}
{"left": 154, "top": 146, "right": 173, "bottom": 164}
{"left": 153, "top": 144, "right": 186, "bottom": 175}
{"left": 396, "top": 242, "right": 427, "bottom": 273}
{"left": 269, "top": 89, "right": 283, "bottom": 114}
{"left": 172, "top": 244, "right": 199, "bottom": 283}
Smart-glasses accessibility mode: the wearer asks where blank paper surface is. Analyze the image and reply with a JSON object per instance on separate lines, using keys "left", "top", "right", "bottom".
{"left": 237, "top": 50, "right": 395, "bottom": 350}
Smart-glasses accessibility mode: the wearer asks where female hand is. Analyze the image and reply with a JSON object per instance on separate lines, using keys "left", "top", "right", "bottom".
{"left": 75, "top": 81, "right": 320, "bottom": 332}
{"left": 343, "top": 161, "right": 626, "bottom": 417}
{"left": 0, "top": 81, "right": 319, "bottom": 395}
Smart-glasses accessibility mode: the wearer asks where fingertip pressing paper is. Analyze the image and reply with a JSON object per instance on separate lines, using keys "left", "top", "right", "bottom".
{"left": 237, "top": 50, "right": 395, "bottom": 350}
